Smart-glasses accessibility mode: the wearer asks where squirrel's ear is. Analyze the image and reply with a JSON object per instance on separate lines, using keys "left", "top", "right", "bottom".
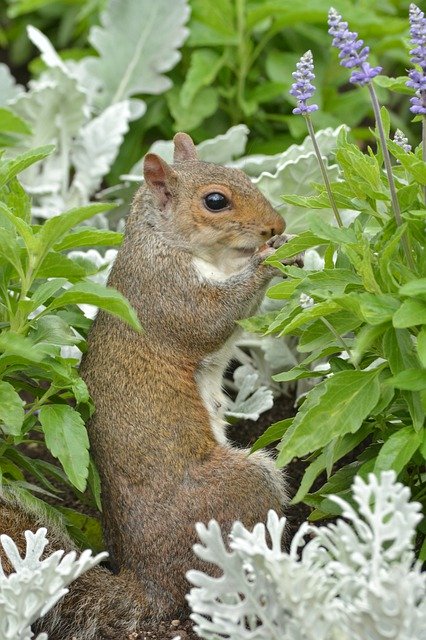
{"left": 173, "top": 132, "right": 198, "bottom": 163}
{"left": 144, "top": 153, "right": 177, "bottom": 209}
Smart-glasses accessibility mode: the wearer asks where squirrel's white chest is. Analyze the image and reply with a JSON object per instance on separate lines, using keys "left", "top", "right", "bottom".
{"left": 192, "top": 254, "right": 249, "bottom": 282}
{"left": 195, "top": 340, "right": 235, "bottom": 445}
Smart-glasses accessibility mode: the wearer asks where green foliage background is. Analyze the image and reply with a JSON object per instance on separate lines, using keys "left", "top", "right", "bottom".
{"left": 0, "top": 0, "right": 424, "bottom": 558}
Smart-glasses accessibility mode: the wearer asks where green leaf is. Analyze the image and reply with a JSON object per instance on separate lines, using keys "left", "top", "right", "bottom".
{"left": 281, "top": 300, "right": 341, "bottom": 334}
{"left": 180, "top": 49, "right": 223, "bottom": 108}
{"left": 374, "top": 426, "right": 422, "bottom": 474}
{"left": 418, "top": 328, "right": 426, "bottom": 368}
{"left": 357, "top": 293, "right": 400, "bottom": 325}
{"left": 26, "top": 278, "right": 68, "bottom": 311}
{"left": 386, "top": 139, "right": 426, "bottom": 184}
{"left": 34, "top": 251, "right": 88, "bottom": 280}
{"left": 39, "top": 404, "right": 89, "bottom": 492}
{"left": 0, "top": 381, "right": 25, "bottom": 436}
{"left": 308, "top": 215, "right": 357, "bottom": 244}
{"left": 53, "top": 228, "right": 122, "bottom": 251}
{"left": 374, "top": 75, "right": 412, "bottom": 95}
{"left": 31, "top": 315, "right": 80, "bottom": 346}
{"left": 276, "top": 369, "right": 381, "bottom": 467}
{"left": 399, "top": 278, "right": 426, "bottom": 300}
{"left": 264, "top": 231, "right": 325, "bottom": 262}
{"left": 45, "top": 281, "right": 141, "bottom": 331}
{"left": 38, "top": 203, "right": 116, "bottom": 254}
{"left": 250, "top": 418, "right": 293, "bottom": 454}
{"left": 0, "top": 145, "right": 54, "bottom": 188}
{"left": 0, "top": 108, "right": 31, "bottom": 135}
{"left": 0, "top": 226, "right": 24, "bottom": 277}
{"left": 393, "top": 299, "right": 426, "bottom": 328}
{"left": 167, "top": 85, "right": 219, "bottom": 132}
{"left": 387, "top": 369, "right": 426, "bottom": 391}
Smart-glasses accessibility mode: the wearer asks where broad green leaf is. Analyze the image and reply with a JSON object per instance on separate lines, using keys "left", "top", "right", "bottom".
{"left": 54, "top": 228, "right": 122, "bottom": 251}
{"left": 31, "top": 315, "right": 80, "bottom": 346}
{"left": 39, "top": 404, "right": 89, "bottom": 492}
{"left": 418, "top": 328, "right": 426, "bottom": 368}
{"left": 0, "top": 227, "right": 24, "bottom": 277}
{"left": 374, "top": 75, "right": 412, "bottom": 95}
{"left": 273, "top": 366, "right": 327, "bottom": 382}
{"left": 386, "top": 139, "right": 426, "bottom": 184}
{"left": 308, "top": 216, "right": 357, "bottom": 244}
{"left": 264, "top": 231, "right": 325, "bottom": 262}
{"left": 393, "top": 299, "right": 426, "bottom": 328}
{"left": 45, "top": 281, "right": 141, "bottom": 331}
{"left": 250, "top": 419, "right": 293, "bottom": 454}
{"left": 0, "top": 201, "right": 35, "bottom": 252}
{"left": 26, "top": 278, "right": 68, "bottom": 311}
{"left": 39, "top": 203, "right": 116, "bottom": 253}
{"left": 374, "top": 426, "right": 423, "bottom": 474}
{"left": 167, "top": 86, "right": 219, "bottom": 132}
{"left": 180, "top": 49, "right": 223, "bottom": 107}
{"left": 0, "top": 381, "right": 25, "bottom": 436}
{"left": 399, "top": 278, "right": 426, "bottom": 300}
{"left": 267, "top": 279, "right": 301, "bottom": 300}
{"left": 357, "top": 293, "right": 400, "bottom": 325}
{"left": 387, "top": 369, "right": 426, "bottom": 391}
{"left": 34, "top": 251, "right": 89, "bottom": 281}
{"left": 298, "top": 312, "right": 361, "bottom": 353}
{"left": 0, "top": 145, "right": 54, "bottom": 188}
{"left": 0, "top": 107, "right": 31, "bottom": 135}
{"left": 188, "top": 0, "right": 236, "bottom": 46}
{"left": 281, "top": 300, "right": 341, "bottom": 334}
{"left": 276, "top": 369, "right": 381, "bottom": 467}
{"left": 85, "top": 0, "right": 190, "bottom": 107}
{"left": 292, "top": 425, "right": 370, "bottom": 504}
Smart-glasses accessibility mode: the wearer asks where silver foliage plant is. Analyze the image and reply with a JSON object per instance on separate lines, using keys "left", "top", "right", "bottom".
{"left": 187, "top": 471, "right": 426, "bottom": 640}
{"left": 0, "top": 527, "right": 106, "bottom": 640}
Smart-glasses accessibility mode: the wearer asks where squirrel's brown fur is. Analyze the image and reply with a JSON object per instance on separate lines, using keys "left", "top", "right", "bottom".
{"left": 1, "top": 133, "right": 288, "bottom": 638}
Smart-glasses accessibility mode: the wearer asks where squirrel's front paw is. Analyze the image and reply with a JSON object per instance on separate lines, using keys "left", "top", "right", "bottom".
{"left": 256, "top": 234, "right": 304, "bottom": 268}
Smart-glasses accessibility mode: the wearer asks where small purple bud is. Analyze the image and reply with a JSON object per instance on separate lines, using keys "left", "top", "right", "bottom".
{"left": 328, "top": 8, "right": 382, "bottom": 86}
{"left": 289, "top": 50, "right": 319, "bottom": 116}
{"left": 407, "top": 4, "right": 426, "bottom": 114}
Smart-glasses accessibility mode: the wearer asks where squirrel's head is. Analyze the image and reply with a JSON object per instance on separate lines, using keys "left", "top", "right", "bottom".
{"left": 130, "top": 133, "right": 284, "bottom": 268}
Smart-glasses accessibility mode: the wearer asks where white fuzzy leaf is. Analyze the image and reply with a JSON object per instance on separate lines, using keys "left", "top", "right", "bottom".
{"left": 26, "top": 26, "right": 67, "bottom": 72}
{"left": 0, "top": 527, "right": 106, "bottom": 640}
{"left": 197, "top": 124, "right": 249, "bottom": 164}
{"left": 226, "top": 364, "right": 274, "bottom": 421}
{"left": 0, "top": 63, "right": 23, "bottom": 107}
{"left": 70, "top": 101, "right": 133, "bottom": 204}
{"left": 188, "top": 472, "right": 426, "bottom": 640}
{"left": 83, "top": 0, "right": 190, "bottom": 108}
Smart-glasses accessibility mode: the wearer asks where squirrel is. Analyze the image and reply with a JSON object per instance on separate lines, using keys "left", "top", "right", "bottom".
{"left": 1, "top": 132, "right": 290, "bottom": 639}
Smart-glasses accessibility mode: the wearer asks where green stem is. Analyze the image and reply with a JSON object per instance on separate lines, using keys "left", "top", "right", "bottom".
{"left": 235, "top": 0, "right": 247, "bottom": 118}
{"left": 305, "top": 115, "right": 343, "bottom": 228}
{"left": 423, "top": 115, "right": 426, "bottom": 206}
{"left": 320, "top": 316, "right": 359, "bottom": 369}
{"left": 367, "top": 84, "right": 415, "bottom": 271}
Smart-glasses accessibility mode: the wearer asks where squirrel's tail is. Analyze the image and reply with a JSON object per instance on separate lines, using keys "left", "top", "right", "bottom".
{"left": 0, "top": 495, "right": 149, "bottom": 640}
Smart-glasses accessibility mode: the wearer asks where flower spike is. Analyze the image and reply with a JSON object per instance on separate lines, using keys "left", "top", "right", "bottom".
{"left": 407, "top": 4, "right": 426, "bottom": 114}
{"left": 328, "top": 8, "right": 382, "bottom": 86}
{"left": 289, "top": 50, "right": 319, "bottom": 115}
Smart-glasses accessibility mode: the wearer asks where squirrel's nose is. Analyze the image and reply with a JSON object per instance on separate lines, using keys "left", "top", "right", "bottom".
{"left": 261, "top": 214, "right": 285, "bottom": 238}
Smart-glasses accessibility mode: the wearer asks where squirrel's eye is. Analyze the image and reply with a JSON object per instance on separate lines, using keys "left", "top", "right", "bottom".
{"left": 203, "top": 192, "right": 230, "bottom": 212}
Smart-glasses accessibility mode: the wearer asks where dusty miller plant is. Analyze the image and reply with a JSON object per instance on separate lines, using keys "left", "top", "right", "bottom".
{"left": 187, "top": 471, "right": 426, "bottom": 640}
{"left": 0, "top": 526, "right": 106, "bottom": 640}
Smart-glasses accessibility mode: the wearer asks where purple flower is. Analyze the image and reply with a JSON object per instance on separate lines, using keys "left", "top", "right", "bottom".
{"left": 407, "top": 4, "right": 426, "bottom": 114}
{"left": 393, "top": 129, "right": 412, "bottom": 153}
{"left": 328, "top": 8, "right": 382, "bottom": 86}
{"left": 289, "top": 50, "right": 319, "bottom": 115}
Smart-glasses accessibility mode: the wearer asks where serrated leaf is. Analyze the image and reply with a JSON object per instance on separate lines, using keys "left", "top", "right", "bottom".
{"left": 45, "top": 281, "right": 141, "bottom": 331}
{"left": 276, "top": 369, "right": 381, "bottom": 467}
{"left": 308, "top": 215, "right": 357, "bottom": 244}
{"left": 0, "top": 381, "right": 25, "bottom": 436}
{"left": 84, "top": 0, "right": 190, "bottom": 108}
{"left": 374, "top": 426, "right": 423, "bottom": 474}
{"left": 39, "top": 404, "right": 89, "bottom": 492}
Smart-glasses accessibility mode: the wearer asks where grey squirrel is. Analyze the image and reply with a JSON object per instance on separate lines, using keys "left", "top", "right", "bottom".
{"left": 1, "top": 133, "right": 291, "bottom": 639}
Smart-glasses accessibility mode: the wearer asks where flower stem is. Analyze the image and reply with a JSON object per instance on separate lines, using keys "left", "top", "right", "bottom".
{"left": 367, "top": 84, "right": 415, "bottom": 271}
{"left": 305, "top": 115, "right": 343, "bottom": 228}
{"left": 423, "top": 115, "right": 426, "bottom": 206}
